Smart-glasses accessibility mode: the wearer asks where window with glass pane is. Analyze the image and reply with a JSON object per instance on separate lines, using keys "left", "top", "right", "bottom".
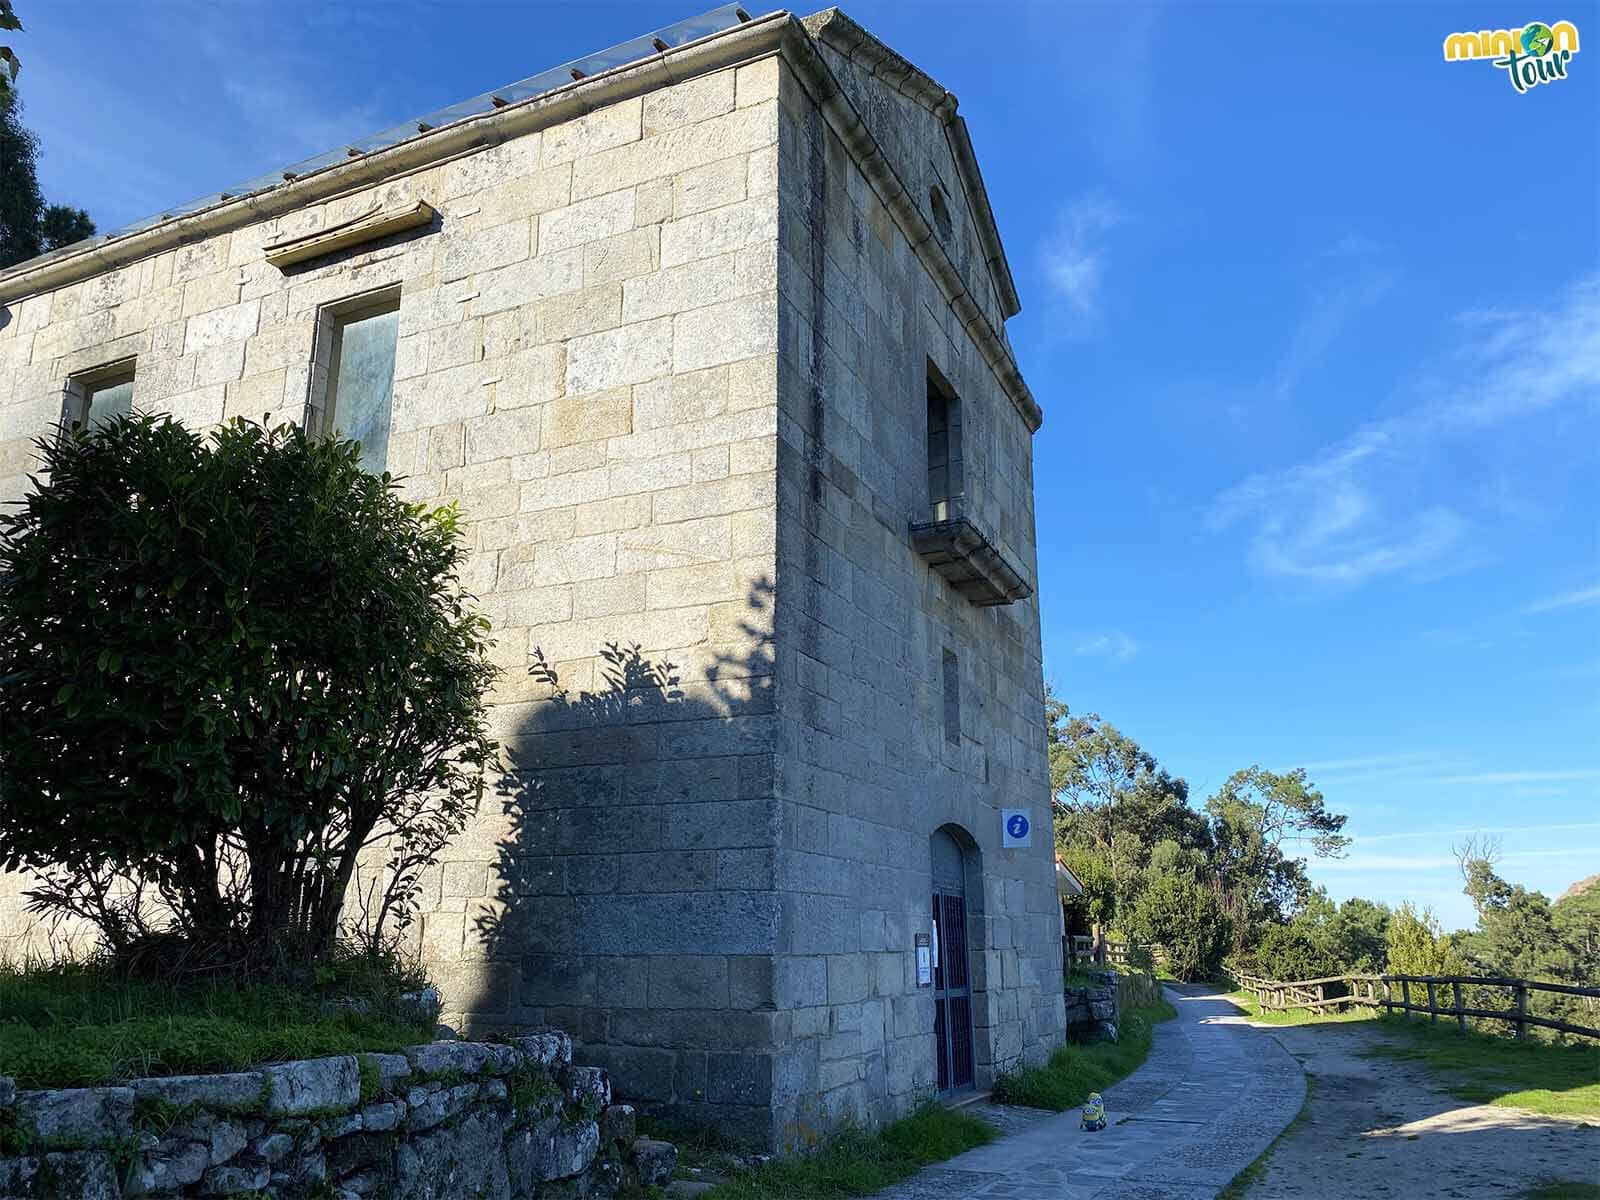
{"left": 85, "top": 376, "right": 135, "bottom": 428}
{"left": 326, "top": 304, "right": 400, "bottom": 473}
{"left": 65, "top": 362, "right": 136, "bottom": 431}
{"left": 927, "top": 366, "right": 963, "bottom": 523}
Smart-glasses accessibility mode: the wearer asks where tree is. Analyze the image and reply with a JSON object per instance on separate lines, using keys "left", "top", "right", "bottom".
{"left": 0, "top": 415, "right": 498, "bottom": 974}
{"left": 1047, "top": 692, "right": 1204, "bottom": 927}
{"left": 39, "top": 201, "right": 92, "bottom": 249}
{"left": 1058, "top": 843, "right": 1116, "bottom": 933}
{"left": 0, "top": 93, "right": 42, "bottom": 266}
{"left": 1328, "top": 896, "right": 1391, "bottom": 972}
{"left": 1205, "top": 766, "right": 1350, "bottom": 956}
{"left": 1553, "top": 877, "right": 1600, "bottom": 965}
{"left": 1250, "top": 890, "right": 1391, "bottom": 979}
{"left": 0, "top": 2, "right": 20, "bottom": 108}
{"left": 0, "top": 4, "right": 96, "bottom": 270}
{"left": 1455, "top": 834, "right": 1513, "bottom": 918}
{"left": 1385, "top": 903, "right": 1466, "bottom": 978}
{"left": 1128, "top": 870, "right": 1231, "bottom": 981}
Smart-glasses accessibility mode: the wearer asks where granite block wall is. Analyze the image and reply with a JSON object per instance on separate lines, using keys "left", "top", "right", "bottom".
{"left": 762, "top": 35, "right": 1064, "bottom": 1143}
{"left": 0, "top": 58, "right": 791, "bottom": 1145}
{"left": 0, "top": 10, "right": 1064, "bottom": 1152}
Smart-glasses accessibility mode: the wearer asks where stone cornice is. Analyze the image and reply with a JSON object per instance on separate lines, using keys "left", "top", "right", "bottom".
{"left": 0, "top": 11, "right": 791, "bottom": 305}
{"left": 778, "top": 18, "right": 1043, "bottom": 432}
{"left": 799, "top": 8, "right": 1021, "bottom": 323}
{"left": 0, "top": 8, "right": 1041, "bottom": 432}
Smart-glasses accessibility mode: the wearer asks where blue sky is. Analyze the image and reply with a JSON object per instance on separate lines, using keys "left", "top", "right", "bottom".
{"left": 16, "top": 2, "right": 1598, "bottom": 930}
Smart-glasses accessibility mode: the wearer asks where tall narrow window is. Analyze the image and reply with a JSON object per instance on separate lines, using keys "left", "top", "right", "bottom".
{"left": 64, "top": 359, "right": 136, "bottom": 430}
{"left": 316, "top": 287, "right": 401, "bottom": 473}
{"left": 942, "top": 648, "right": 961, "bottom": 744}
{"left": 927, "top": 364, "right": 963, "bottom": 522}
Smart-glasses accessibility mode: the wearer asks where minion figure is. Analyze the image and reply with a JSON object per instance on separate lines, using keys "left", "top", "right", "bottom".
{"left": 1081, "top": 1092, "right": 1106, "bottom": 1132}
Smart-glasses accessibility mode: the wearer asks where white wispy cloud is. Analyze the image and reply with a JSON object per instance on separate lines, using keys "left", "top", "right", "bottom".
{"left": 1318, "top": 853, "right": 1455, "bottom": 873}
{"left": 1354, "top": 821, "right": 1600, "bottom": 844}
{"left": 1267, "top": 273, "right": 1392, "bottom": 406}
{"left": 1503, "top": 846, "right": 1600, "bottom": 861}
{"left": 1301, "top": 752, "right": 1452, "bottom": 775}
{"left": 1040, "top": 195, "right": 1122, "bottom": 327}
{"left": 1523, "top": 583, "right": 1600, "bottom": 614}
{"left": 1434, "top": 769, "right": 1600, "bottom": 785}
{"left": 1071, "top": 631, "right": 1140, "bottom": 661}
{"left": 1296, "top": 752, "right": 1470, "bottom": 787}
{"left": 1207, "top": 273, "right": 1600, "bottom": 587}
{"left": 1315, "top": 845, "right": 1599, "bottom": 875}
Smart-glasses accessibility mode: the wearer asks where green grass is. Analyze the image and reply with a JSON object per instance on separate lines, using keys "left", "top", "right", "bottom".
{"left": 1216, "top": 1075, "right": 1315, "bottom": 1200}
{"left": 1221, "top": 989, "right": 1377, "bottom": 1027}
{"left": 1063, "top": 966, "right": 1108, "bottom": 989}
{"left": 1220, "top": 987, "right": 1600, "bottom": 1118}
{"left": 1361, "top": 1014, "right": 1600, "bottom": 1118}
{"left": 1522, "top": 1184, "right": 1600, "bottom": 1200}
{"left": 696, "top": 1102, "right": 996, "bottom": 1199}
{"left": 0, "top": 953, "right": 438, "bottom": 1089}
{"left": 989, "top": 999, "right": 1178, "bottom": 1111}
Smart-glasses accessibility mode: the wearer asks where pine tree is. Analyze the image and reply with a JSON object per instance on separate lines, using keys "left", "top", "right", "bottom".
{"left": 0, "top": 5, "right": 95, "bottom": 272}
{"left": 0, "top": 93, "right": 45, "bottom": 267}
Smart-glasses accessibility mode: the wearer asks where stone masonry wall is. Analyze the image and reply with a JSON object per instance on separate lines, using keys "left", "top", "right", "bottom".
{"left": 0, "top": 1030, "right": 676, "bottom": 1199}
{"left": 0, "top": 10, "right": 1065, "bottom": 1155}
{"left": 0, "top": 56, "right": 791, "bottom": 1132}
{"left": 763, "top": 45, "right": 1065, "bottom": 1144}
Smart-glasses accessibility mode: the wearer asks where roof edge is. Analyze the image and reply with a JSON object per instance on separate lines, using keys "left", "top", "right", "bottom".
{"left": 781, "top": 15, "right": 1041, "bottom": 430}
{"left": 0, "top": 10, "right": 791, "bottom": 305}
{"left": 799, "top": 8, "right": 1021, "bottom": 321}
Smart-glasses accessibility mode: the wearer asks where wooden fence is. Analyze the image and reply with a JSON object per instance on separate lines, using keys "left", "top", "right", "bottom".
{"left": 1228, "top": 968, "right": 1600, "bottom": 1042}
{"left": 1062, "top": 934, "right": 1159, "bottom": 973}
{"left": 1105, "top": 937, "right": 1157, "bottom": 970}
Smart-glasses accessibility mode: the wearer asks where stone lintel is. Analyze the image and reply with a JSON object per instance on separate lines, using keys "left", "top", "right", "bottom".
{"left": 263, "top": 201, "right": 437, "bottom": 269}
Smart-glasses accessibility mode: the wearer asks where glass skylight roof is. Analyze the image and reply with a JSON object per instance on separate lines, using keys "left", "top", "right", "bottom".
{"left": 17, "top": 3, "right": 753, "bottom": 269}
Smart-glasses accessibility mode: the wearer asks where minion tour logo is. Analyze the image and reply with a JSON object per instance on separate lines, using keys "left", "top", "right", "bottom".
{"left": 1443, "top": 20, "right": 1580, "bottom": 92}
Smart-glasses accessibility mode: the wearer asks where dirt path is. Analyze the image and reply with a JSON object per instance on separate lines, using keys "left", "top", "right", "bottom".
{"left": 1243, "top": 1019, "right": 1600, "bottom": 1199}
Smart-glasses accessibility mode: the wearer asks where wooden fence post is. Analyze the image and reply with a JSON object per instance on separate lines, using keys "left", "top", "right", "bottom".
{"left": 1402, "top": 978, "right": 1412, "bottom": 1020}
{"left": 1383, "top": 977, "right": 1392, "bottom": 1016}
{"left": 1454, "top": 980, "right": 1466, "bottom": 1034}
{"left": 1427, "top": 980, "right": 1438, "bottom": 1023}
{"left": 1514, "top": 983, "right": 1528, "bottom": 1040}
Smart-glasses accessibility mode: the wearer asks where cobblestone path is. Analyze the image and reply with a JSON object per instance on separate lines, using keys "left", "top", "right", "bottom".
{"left": 875, "top": 985, "right": 1306, "bottom": 1200}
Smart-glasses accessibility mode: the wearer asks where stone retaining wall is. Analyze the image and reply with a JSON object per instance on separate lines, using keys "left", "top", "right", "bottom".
{"left": 1063, "top": 969, "right": 1163, "bottom": 1041}
{"left": 1115, "top": 969, "right": 1163, "bottom": 1016}
{"left": 0, "top": 1032, "right": 674, "bottom": 1200}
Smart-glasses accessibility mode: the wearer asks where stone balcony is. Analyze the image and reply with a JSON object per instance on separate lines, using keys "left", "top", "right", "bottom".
{"left": 910, "top": 499, "right": 1033, "bottom": 607}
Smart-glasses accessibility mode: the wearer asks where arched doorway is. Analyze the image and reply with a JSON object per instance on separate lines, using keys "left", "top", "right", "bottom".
{"left": 930, "top": 825, "right": 977, "bottom": 1096}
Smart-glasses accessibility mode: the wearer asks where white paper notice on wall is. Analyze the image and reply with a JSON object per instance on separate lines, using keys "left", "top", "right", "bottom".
{"left": 1001, "top": 808, "right": 1032, "bottom": 848}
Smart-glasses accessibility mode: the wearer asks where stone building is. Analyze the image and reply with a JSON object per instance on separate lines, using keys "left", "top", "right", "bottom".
{"left": 0, "top": 6, "right": 1063, "bottom": 1148}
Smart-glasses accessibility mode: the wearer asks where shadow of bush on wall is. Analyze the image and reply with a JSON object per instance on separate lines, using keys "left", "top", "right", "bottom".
{"left": 459, "top": 575, "right": 780, "bottom": 1120}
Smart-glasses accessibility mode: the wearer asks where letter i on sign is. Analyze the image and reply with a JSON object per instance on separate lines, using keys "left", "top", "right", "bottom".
{"left": 1002, "top": 809, "right": 1032, "bottom": 847}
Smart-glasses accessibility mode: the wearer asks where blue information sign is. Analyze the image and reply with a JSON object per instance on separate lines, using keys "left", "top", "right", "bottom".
{"left": 1001, "top": 809, "right": 1032, "bottom": 848}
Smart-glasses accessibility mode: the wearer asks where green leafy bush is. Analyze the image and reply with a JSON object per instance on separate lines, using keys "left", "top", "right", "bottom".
{"left": 1128, "top": 874, "right": 1231, "bottom": 981}
{"left": 0, "top": 416, "right": 498, "bottom": 973}
{"left": 1385, "top": 903, "right": 1467, "bottom": 978}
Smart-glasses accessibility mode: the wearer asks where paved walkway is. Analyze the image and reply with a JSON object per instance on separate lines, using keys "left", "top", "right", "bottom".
{"left": 876, "top": 986, "right": 1306, "bottom": 1200}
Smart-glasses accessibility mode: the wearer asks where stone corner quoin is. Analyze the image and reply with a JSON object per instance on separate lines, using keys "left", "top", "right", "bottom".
{"left": 0, "top": 7, "right": 1064, "bottom": 1151}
